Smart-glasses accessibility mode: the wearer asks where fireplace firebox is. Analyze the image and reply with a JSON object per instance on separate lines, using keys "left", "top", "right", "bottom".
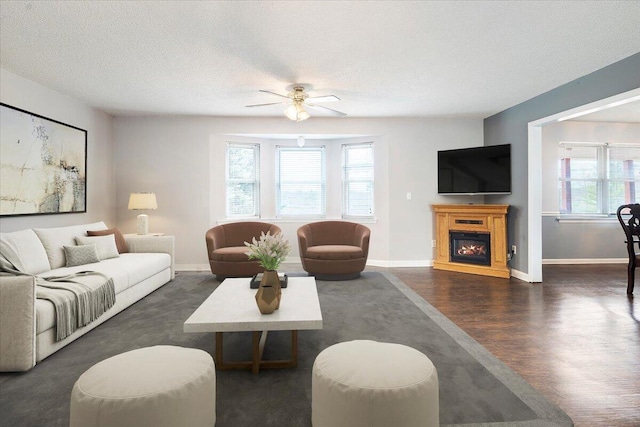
{"left": 450, "top": 232, "right": 491, "bottom": 266}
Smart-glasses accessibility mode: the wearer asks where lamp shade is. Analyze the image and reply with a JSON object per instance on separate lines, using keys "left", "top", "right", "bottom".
{"left": 128, "top": 192, "right": 158, "bottom": 210}
{"left": 284, "top": 104, "right": 298, "bottom": 121}
{"left": 297, "top": 110, "right": 310, "bottom": 121}
{"left": 284, "top": 101, "right": 310, "bottom": 122}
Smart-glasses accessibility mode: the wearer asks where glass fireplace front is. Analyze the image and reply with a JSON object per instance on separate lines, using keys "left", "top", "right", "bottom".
{"left": 450, "top": 232, "right": 491, "bottom": 266}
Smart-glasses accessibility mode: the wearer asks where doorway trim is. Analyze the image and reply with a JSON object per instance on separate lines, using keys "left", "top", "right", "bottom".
{"left": 527, "top": 87, "right": 640, "bottom": 282}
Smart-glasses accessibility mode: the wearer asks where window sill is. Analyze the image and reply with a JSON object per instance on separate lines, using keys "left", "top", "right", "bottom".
{"left": 218, "top": 217, "right": 378, "bottom": 225}
{"left": 555, "top": 216, "right": 618, "bottom": 224}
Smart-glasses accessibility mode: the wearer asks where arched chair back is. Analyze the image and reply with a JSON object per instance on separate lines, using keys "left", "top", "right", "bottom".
{"left": 616, "top": 203, "right": 640, "bottom": 295}
{"left": 205, "top": 222, "right": 281, "bottom": 279}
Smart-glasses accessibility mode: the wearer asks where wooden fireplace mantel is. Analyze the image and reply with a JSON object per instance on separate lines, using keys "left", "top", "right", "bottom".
{"left": 432, "top": 204, "right": 510, "bottom": 279}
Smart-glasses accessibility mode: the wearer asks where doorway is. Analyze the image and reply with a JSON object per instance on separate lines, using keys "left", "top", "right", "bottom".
{"left": 527, "top": 88, "right": 640, "bottom": 282}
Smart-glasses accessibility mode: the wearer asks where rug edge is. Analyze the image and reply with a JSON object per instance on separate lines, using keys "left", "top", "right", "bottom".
{"left": 380, "top": 271, "right": 573, "bottom": 427}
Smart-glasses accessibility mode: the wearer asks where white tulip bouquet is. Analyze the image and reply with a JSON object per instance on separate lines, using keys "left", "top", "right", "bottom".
{"left": 244, "top": 232, "right": 291, "bottom": 271}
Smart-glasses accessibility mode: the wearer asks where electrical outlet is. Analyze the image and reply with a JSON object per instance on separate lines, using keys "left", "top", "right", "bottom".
{"left": 432, "top": 240, "right": 436, "bottom": 248}
{"left": 511, "top": 245, "right": 517, "bottom": 255}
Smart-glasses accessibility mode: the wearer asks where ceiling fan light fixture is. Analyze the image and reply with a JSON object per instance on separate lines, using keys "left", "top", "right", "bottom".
{"left": 251, "top": 86, "right": 346, "bottom": 120}
{"left": 284, "top": 104, "right": 298, "bottom": 121}
{"left": 297, "top": 109, "right": 310, "bottom": 122}
{"left": 285, "top": 101, "right": 310, "bottom": 122}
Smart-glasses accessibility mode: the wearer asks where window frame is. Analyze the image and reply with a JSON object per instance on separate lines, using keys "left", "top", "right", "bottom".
{"left": 607, "top": 143, "right": 640, "bottom": 212}
{"left": 342, "top": 142, "right": 375, "bottom": 219}
{"left": 225, "top": 142, "right": 260, "bottom": 218}
{"left": 558, "top": 142, "right": 639, "bottom": 216}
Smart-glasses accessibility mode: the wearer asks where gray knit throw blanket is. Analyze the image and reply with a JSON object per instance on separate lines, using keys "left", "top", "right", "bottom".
{"left": 0, "top": 259, "right": 116, "bottom": 341}
{"left": 36, "top": 272, "right": 116, "bottom": 341}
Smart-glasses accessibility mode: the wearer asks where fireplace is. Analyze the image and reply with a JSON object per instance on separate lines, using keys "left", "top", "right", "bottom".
{"left": 450, "top": 232, "right": 491, "bottom": 266}
{"left": 432, "top": 204, "right": 509, "bottom": 278}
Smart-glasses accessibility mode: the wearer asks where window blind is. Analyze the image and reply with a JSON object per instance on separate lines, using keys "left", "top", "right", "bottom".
{"left": 342, "top": 143, "right": 374, "bottom": 217}
{"left": 226, "top": 143, "right": 260, "bottom": 217}
{"left": 558, "top": 142, "right": 640, "bottom": 214}
{"left": 277, "top": 147, "right": 325, "bottom": 217}
{"left": 608, "top": 144, "right": 640, "bottom": 212}
{"left": 558, "top": 144, "right": 600, "bottom": 214}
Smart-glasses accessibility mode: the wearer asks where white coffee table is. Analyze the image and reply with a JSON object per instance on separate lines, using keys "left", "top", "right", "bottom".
{"left": 184, "top": 276, "right": 323, "bottom": 373}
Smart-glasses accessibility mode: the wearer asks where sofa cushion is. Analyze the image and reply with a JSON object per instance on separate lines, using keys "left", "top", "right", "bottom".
{"left": 306, "top": 245, "right": 364, "bottom": 260}
{"left": 99, "top": 253, "right": 171, "bottom": 287}
{"left": 36, "top": 253, "right": 171, "bottom": 334}
{"left": 76, "top": 235, "right": 119, "bottom": 260}
{"left": 41, "top": 252, "right": 170, "bottom": 294}
{"left": 64, "top": 245, "right": 100, "bottom": 267}
{"left": 0, "top": 229, "right": 50, "bottom": 274}
{"left": 87, "top": 227, "right": 129, "bottom": 254}
{"left": 211, "top": 246, "right": 251, "bottom": 262}
{"left": 34, "top": 222, "right": 107, "bottom": 269}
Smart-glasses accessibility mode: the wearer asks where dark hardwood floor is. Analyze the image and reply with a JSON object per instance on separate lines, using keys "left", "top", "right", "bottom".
{"left": 387, "top": 264, "right": 639, "bottom": 427}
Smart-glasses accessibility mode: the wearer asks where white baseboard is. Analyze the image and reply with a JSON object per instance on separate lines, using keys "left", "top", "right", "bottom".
{"left": 176, "top": 260, "right": 434, "bottom": 271}
{"left": 177, "top": 260, "right": 624, "bottom": 284}
{"left": 367, "top": 259, "right": 433, "bottom": 268}
{"left": 285, "top": 258, "right": 433, "bottom": 268}
{"left": 177, "top": 261, "right": 542, "bottom": 286}
{"left": 510, "top": 268, "right": 532, "bottom": 282}
{"left": 542, "top": 258, "right": 627, "bottom": 265}
{"left": 176, "top": 264, "right": 211, "bottom": 272}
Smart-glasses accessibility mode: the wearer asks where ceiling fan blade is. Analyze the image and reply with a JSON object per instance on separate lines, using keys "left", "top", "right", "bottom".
{"left": 246, "top": 101, "right": 286, "bottom": 108}
{"left": 306, "top": 103, "right": 347, "bottom": 117}
{"left": 307, "top": 95, "right": 341, "bottom": 103}
{"left": 259, "top": 89, "right": 290, "bottom": 99}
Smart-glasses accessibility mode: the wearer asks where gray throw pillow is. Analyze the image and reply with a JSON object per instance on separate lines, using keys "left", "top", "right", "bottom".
{"left": 64, "top": 244, "right": 100, "bottom": 267}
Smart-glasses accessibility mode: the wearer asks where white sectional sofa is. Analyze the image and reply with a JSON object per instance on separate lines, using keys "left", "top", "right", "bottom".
{"left": 0, "top": 222, "right": 175, "bottom": 372}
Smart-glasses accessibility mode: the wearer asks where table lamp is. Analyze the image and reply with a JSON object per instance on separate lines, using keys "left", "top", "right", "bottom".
{"left": 128, "top": 192, "right": 158, "bottom": 235}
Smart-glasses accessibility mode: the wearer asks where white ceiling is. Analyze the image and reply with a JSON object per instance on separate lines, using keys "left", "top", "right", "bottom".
{"left": 1, "top": 1, "right": 639, "bottom": 119}
{"left": 570, "top": 100, "right": 640, "bottom": 123}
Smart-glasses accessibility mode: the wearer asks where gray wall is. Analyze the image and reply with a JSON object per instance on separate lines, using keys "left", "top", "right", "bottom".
{"left": 484, "top": 53, "right": 640, "bottom": 275}
{"left": 114, "top": 116, "right": 483, "bottom": 269}
{"left": 541, "top": 217, "right": 625, "bottom": 260}
{"left": 0, "top": 68, "right": 116, "bottom": 233}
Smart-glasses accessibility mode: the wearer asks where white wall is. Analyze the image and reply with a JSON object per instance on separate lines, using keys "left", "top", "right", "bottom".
{"left": 540, "top": 120, "right": 639, "bottom": 261}
{"left": 0, "top": 68, "right": 115, "bottom": 232}
{"left": 114, "top": 116, "right": 483, "bottom": 269}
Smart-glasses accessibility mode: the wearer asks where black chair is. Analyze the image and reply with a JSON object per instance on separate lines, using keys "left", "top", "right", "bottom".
{"left": 616, "top": 203, "right": 640, "bottom": 295}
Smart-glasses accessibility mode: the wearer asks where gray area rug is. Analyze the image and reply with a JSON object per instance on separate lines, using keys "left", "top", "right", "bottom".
{"left": 0, "top": 271, "right": 572, "bottom": 426}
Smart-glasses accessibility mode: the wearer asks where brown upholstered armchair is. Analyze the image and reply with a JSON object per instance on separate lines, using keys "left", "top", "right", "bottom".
{"left": 297, "top": 221, "right": 370, "bottom": 280}
{"left": 616, "top": 203, "right": 639, "bottom": 295}
{"left": 206, "top": 222, "right": 281, "bottom": 280}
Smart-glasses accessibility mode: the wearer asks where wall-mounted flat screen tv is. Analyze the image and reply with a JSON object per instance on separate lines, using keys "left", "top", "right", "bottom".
{"left": 438, "top": 144, "right": 511, "bottom": 195}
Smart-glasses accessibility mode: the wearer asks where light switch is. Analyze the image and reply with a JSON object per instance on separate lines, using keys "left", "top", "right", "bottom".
{"left": 406, "top": 192, "right": 412, "bottom": 200}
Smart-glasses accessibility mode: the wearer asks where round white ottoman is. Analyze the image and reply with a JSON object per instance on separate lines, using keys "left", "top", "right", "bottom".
{"left": 312, "top": 340, "right": 439, "bottom": 427}
{"left": 70, "top": 345, "right": 216, "bottom": 427}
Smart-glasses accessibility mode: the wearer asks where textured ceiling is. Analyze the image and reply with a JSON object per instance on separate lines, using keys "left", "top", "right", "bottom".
{"left": 1, "top": 1, "right": 639, "bottom": 118}
{"left": 571, "top": 100, "right": 640, "bottom": 123}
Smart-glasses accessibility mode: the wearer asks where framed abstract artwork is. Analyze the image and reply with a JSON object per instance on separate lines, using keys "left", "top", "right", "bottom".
{"left": 0, "top": 103, "right": 87, "bottom": 216}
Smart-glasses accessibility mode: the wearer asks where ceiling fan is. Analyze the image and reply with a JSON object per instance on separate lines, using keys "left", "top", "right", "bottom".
{"left": 246, "top": 85, "right": 347, "bottom": 122}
